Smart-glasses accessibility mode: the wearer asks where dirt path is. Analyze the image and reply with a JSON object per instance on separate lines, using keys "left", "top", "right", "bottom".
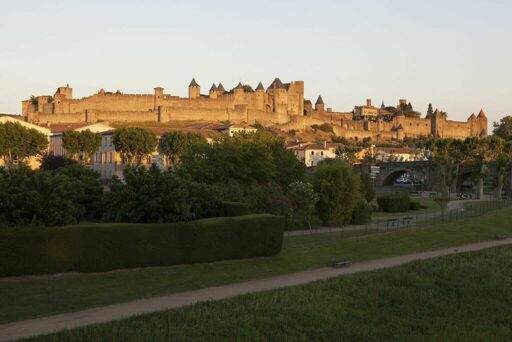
{"left": 1, "top": 238, "right": 511, "bottom": 342}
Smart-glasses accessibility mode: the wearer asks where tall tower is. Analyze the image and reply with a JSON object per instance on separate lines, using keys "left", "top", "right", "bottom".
{"left": 188, "top": 78, "right": 200, "bottom": 99}
{"left": 154, "top": 87, "right": 164, "bottom": 110}
{"left": 209, "top": 83, "right": 218, "bottom": 99}
{"left": 255, "top": 82, "right": 265, "bottom": 111}
{"left": 477, "top": 109, "right": 488, "bottom": 136}
{"left": 315, "top": 96, "right": 325, "bottom": 113}
{"left": 234, "top": 82, "right": 244, "bottom": 104}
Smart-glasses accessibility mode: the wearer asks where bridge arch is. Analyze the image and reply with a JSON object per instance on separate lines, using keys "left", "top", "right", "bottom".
{"left": 382, "top": 169, "right": 412, "bottom": 186}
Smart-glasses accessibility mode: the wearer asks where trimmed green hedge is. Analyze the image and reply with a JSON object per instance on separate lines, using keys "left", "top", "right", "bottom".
{"left": 222, "top": 201, "right": 251, "bottom": 217}
{"left": 409, "top": 201, "right": 421, "bottom": 211}
{"left": 377, "top": 193, "right": 411, "bottom": 213}
{"left": 0, "top": 215, "right": 284, "bottom": 277}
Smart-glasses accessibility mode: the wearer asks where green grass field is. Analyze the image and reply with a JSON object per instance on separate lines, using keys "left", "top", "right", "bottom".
{"left": 2, "top": 206, "right": 512, "bottom": 325}
{"left": 26, "top": 245, "right": 512, "bottom": 341}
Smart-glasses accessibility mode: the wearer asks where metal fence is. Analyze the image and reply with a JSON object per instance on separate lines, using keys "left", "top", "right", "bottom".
{"left": 285, "top": 198, "right": 512, "bottom": 238}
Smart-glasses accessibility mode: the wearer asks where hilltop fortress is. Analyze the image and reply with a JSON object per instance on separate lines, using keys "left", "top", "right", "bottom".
{"left": 22, "top": 78, "right": 487, "bottom": 140}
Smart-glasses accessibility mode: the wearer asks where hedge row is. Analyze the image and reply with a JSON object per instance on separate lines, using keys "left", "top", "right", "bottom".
{"left": 223, "top": 201, "right": 251, "bottom": 217}
{"left": 0, "top": 214, "right": 284, "bottom": 277}
{"left": 377, "top": 193, "right": 411, "bottom": 213}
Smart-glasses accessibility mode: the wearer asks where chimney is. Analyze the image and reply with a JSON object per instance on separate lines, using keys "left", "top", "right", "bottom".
{"left": 366, "top": 98, "right": 372, "bottom": 107}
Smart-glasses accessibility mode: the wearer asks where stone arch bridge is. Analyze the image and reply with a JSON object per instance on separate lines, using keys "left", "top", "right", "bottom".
{"left": 373, "top": 161, "right": 508, "bottom": 194}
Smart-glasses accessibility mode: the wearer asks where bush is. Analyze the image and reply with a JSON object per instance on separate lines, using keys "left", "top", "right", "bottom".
{"left": 359, "top": 172, "right": 376, "bottom": 202}
{"left": 377, "top": 193, "right": 411, "bottom": 213}
{"left": 223, "top": 201, "right": 250, "bottom": 217}
{"left": 103, "top": 166, "right": 222, "bottom": 223}
{"left": 311, "top": 160, "right": 361, "bottom": 226}
{"left": 351, "top": 199, "right": 373, "bottom": 225}
{"left": 0, "top": 165, "right": 103, "bottom": 226}
{"left": 409, "top": 201, "right": 421, "bottom": 211}
{"left": 0, "top": 214, "right": 285, "bottom": 277}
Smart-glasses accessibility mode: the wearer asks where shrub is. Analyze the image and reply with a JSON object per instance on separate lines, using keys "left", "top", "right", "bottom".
{"left": 311, "top": 160, "right": 361, "bottom": 226}
{"left": 351, "top": 199, "right": 373, "bottom": 225}
{"left": 0, "top": 214, "right": 285, "bottom": 277}
{"left": 377, "top": 193, "right": 411, "bottom": 213}
{"left": 287, "top": 181, "right": 318, "bottom": 230}
{"left": 103, "top": 166, "right": 222, "bottom": 223}
{"left": 223, "top": 201, "right": 251, "bottom": 217}
{"left": 409, "top": 201, "right": 421, "bottom": 211}
{"left": 0, "top": 165, "right": 102, "bottom": 226}
{"left": 359, "top": 172, "right": 376, "bottom": 202}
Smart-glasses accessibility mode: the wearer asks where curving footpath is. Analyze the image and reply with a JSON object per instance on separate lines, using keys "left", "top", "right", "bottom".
{"left": 1, "top": 238, "right": 511, "bottom": 341}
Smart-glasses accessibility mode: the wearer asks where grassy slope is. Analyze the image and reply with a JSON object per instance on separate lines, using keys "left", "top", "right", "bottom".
{"left": 2, "top": 206, "right": 512, "bottom": 324}
{"left": 27, "top": 245, "right": 512, "bottom": 341}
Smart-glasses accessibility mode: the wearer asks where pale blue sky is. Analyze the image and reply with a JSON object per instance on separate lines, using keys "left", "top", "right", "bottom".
{"left": 1, "top": 0, "right": 511, "bottom": 123}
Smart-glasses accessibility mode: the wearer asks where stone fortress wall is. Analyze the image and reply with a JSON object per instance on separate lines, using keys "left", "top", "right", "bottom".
{"left": 22, "top": 78, "right": 487, "bottom": 141}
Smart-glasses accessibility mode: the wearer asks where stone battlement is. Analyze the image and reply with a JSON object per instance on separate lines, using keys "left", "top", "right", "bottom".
{"left": 22, "top": 79, "right": 487, "bottom": 141}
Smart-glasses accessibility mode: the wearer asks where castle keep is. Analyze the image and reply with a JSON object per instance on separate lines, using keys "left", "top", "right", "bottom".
{"left": 22, "top": 78, "right": 488, "bottom": 140}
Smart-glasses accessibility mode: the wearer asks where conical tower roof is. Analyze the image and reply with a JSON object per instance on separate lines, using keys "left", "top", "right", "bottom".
{"left": 210, "top": 83, "right": 217, "bottom": 92}
{"left": 255, "top": 82, "right": 264, "bottom": 91}
{"left": 235, "top": 82, "right": 243, "bottom": 89}
{"left": 189, "top": 78, "right": 199, "bottom": 87}
{"left": 468, "top": 113, "right": 476, "bottom": 120}
{"left": 217, "top": 83, "right": 226, "bottom": 92}
{"left": 315, "top": 96, "right": 324, "bottom": 105}
{"left": 478, "top": 109, "right": 487, "bottom": 119}
{"left": 268, "top": 78, "right": 286, "bottom": 90}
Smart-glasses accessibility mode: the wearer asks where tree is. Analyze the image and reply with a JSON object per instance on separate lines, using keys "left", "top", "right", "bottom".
{"left": 62, "top": 129, "right": 101, "bottom": 164}
{"left": 335, "top": 142, "right": 363, "bottom": 165}
{"left": 113, "top": 127, "right": 158, "bottom": 166}
{"left": 493, "top": 116, "right": 512, "bottom": 141}
{"left": 0, "top": 165, "right": 95, "bottom": 226}
{"left": 39, "top": 153, "right": 77, "bottom": 170}
{"left": 424, "top": 138, "right": 463, "bottom": 197}
{"left": 492, "top": 138, "right": 512, "bottom": 199}
{"left": 310, "top": 160, "right": 361, "bottom": 226}
{"left": 463, "top": 136, "right": 495, "bottom": 200}
{"left": 103, "top": 165, "right": 222, "bottom": 223}
{"left": 159, "top": 131, "right": 206, "bottom": 168}
{"left": 287, "top": 181, "right": 319, "bottom": 230}
{"left": 0, "top": 121, "right": 47, "bottom": 166}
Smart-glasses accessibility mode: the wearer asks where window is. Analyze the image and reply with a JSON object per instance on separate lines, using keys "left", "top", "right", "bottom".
{"left": 321, "top": 151, "right": 324, "bottom": 156}
{"left": 311, "top": 151, "right": 314, "bottom": 155}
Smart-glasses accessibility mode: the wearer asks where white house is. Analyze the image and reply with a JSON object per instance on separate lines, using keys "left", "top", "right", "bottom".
{"left": 288, "top": 142, "right": 341, "bottom": 167}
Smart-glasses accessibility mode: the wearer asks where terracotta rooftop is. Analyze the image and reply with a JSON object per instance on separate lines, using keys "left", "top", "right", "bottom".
{"left": 478, "top": 109, "right": 487, "bottom": 119}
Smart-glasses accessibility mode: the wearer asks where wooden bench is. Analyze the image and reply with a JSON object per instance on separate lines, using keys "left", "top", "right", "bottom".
{"left": 403, "top": 217, "right": 413, "bottom": 225}
{"left": 331, "top": 258, "right": 352, "bottom": 268}
{"left": 386, "top": 218, "right": 398, "bottom": 228}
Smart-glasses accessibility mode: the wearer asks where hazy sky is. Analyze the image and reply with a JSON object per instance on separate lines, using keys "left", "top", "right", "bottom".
{"left": 1, "top": 0, "right": 511, "bottom": 123}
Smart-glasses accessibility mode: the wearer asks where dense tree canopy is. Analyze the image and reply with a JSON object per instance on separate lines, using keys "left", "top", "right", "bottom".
{"left": 179, "top": 131, "right": 305, "bottom": 186}
{"left": 113, "top": 127, "right": 158, "bottom": 166}
{"left": 493, "top": 116, "right": 512, "bottom": 141}
{"left": 0, "top": 122, "right": 47, "bottom": 166}
{"left": 159, "top": 131, "right": 206, "bottom": 168}
{"left": 0, "top": 164, "right": 103, "bottom": 226}
{"left": 62, "top": 129, "right": 102, "bottom": 164}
